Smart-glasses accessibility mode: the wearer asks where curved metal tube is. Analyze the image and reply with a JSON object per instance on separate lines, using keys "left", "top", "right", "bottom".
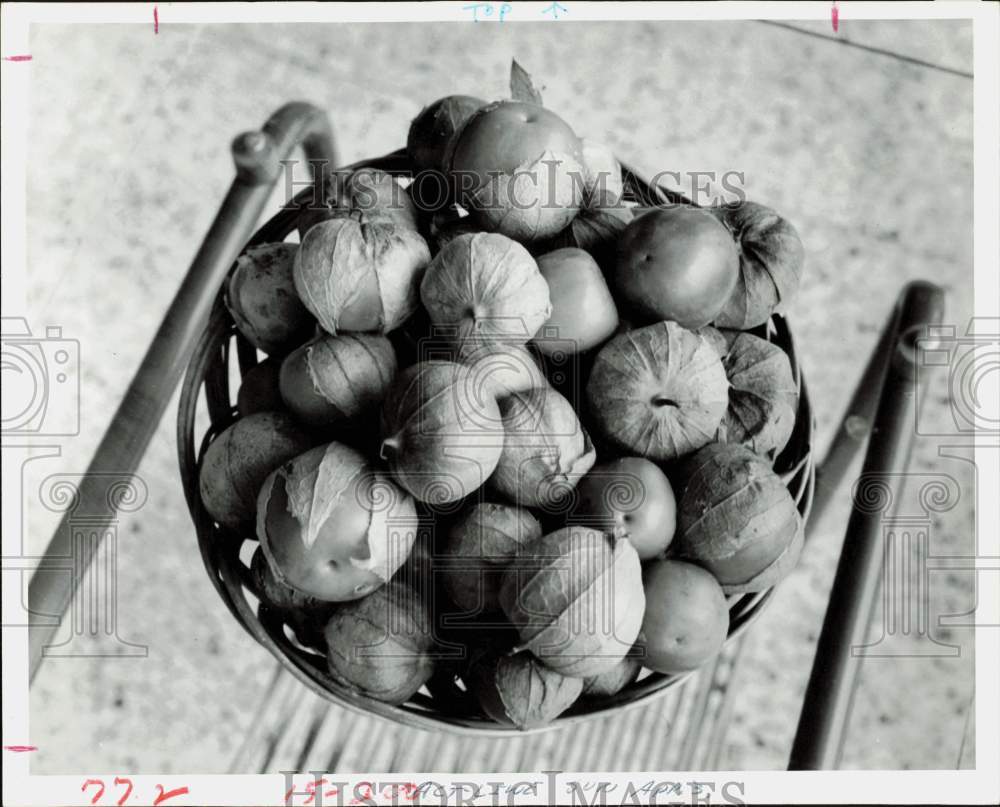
{"left": 27, "top": 103, "right": 336, "bottom": 682}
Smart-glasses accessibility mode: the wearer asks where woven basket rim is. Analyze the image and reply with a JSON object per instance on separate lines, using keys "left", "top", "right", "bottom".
{"left": 177, "top": 152, "right": 816, "bottom": 735}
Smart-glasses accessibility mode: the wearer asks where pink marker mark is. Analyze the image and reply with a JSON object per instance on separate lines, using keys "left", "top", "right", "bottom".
{"left": 3, "top": 55, "right": 32, "bottom": 62}
{"left": 831, "top": 1, "right": 839, "bottom": 33}
{"left": 154, "top": 6, "right": 159, "bottom": 34}
{"left": 3, "top": 745, "right": 38, "bottom": 752}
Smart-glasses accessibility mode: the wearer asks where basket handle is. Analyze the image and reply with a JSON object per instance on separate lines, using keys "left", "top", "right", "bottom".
{"left": 788, "top": 280, "right": 945, "bottom": 769}
{"left": 26, "top": 103, "right": 336, "bottom": 682}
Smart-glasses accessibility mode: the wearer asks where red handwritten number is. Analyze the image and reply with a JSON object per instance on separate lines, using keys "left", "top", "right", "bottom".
{"left": 114, "top": 777, "right": 134, "bottom": 806}
{"left": 401, "top": 783, "right": 418, "bottom": 802}
{"left": 152, "top": 785, "right": 189, "bottom": 805}
{"left": 82, "top": 780, "right": 105, "bottom": 805}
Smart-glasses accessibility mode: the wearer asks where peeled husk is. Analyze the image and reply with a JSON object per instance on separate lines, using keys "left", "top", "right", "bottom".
{"left": 463, "top": 149, "right": 585, "bottom": 241}
{"left": 582, "top": 646, "right": 644, "bottom": 698}
{"left": 538, "top": 203, "right": 633, "bottom": 273}
{"left": 585, "top": 321, "right": 729, "bottom": 462}
{"left": 324, "top": 580, "right": 436, "bottom": 704}
{"left": 257, "top": 442, "right": 418, "bottom": 601}
{"left": 420, "top": 232, "right": 551, "bottom": 343}
{"left": 298, "top": 168, "right": 418, "bottom": 237}
{"left": 716, "top": 332, "right": 799, "bottom": 459}
{"left": 294, "top": 216, "right": 430, "bottom": 335}
{"left": 469, "top": 649, "right": 583, "bottom": 729}
{"left": 440, "top": 503, "right": 542, "bottom": 613}
{"left": 711, "top": 201, "right": 805, "bottom": 329}
{"left": 492, "top": 386, "right": 596, "bottom": 510}
{"left": 226, "top": 243, "right": 316, "bottom": 356}
{"left": 674, "top": 443, "right": 802, "bottom": 593}
{"left": 198, "top": 412, "right": 313, "bottom": 533}
{"left": 380, "top": 361, "right": 504, "bottom": 504}
{"left": 499, "top": 526, "right": 645, "bottom": 677}
{"left": 279, "top": 333, "right": 397, "bottom": 429}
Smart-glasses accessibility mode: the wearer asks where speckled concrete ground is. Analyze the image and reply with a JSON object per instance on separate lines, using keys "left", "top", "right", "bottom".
{"left": 21, "top": 19, "right": 976, "bottom": 773}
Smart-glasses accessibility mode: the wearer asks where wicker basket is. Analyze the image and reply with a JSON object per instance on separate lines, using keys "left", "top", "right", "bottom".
{"left": 177, "top": 150, "right": 815, "bottom": 734}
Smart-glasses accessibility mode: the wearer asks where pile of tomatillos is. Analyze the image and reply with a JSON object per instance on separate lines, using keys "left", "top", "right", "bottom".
{"left": 199, "top": 63, "right": 807, "bottom": 729}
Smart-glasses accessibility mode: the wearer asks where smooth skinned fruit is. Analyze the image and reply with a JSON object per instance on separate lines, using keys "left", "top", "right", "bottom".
{"left": 198, "top": 412, "right": 313, "bottom": 533}
{"left": 640, "top": 558, "right": 729, "bottom": 674}
{"left": 226, "top": 243, "right": 315, "bottom": 356}
{"left": 533, "top": 247, "right": 618, "bottom": 355}
{"left": 448, "top": 100, "right": 585, "bottom": 240}
{"left": 237, "top": 358, "right": 285, "bottom": 417}
{"left": 407, "top": 94, "right": 486, "bottom": 174}
{"left": 572, "top": 457, "right": 676, "bottom": 560}
{"left": 613, "top": 207, "right": 739, "bottom": 329}
{"left": 256, "top": 442, "right": 418, "bottom": 601}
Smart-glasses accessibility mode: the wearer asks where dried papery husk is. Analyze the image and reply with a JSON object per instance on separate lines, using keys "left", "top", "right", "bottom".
{"left": 538, "top": 203, "right": 633, "bottom": 273}
{"left": 456, "top": 338, "right": 547, "bottom": 399}
{"left": 716, "top": 332, "right": 799, "bottom": 459}
{"left": 724, "top": 514, "right": 804, "bottom": 595}
{"left": 465, "top": 150, "right": 586, "bottom": 241}
{"left": 440, "top": 502, "right": 542, "bottom": 613}
{"left": 257, "top": 442, "right": 418, "bottom": 601}
{"left": 469, "top": 649, "right": 583, "bottom": 729}
{"left": 585, "top": 321, "right": 729, "bottom": 462}
{"left": 499, "top": 526, "right": 644, "bottom": 677}
{"left": 711, "top": 201, "right": 805, "bottom": 329}
{"left": 324, "top": 580, "right": 436, "bottom": 704}
{"left": 580, "top": 139, "right": 624, "bottom": 205}
{"left": 582, "top": 645, "right": 644, "bottom": 697}
{"left": 237, "top": 358, "right": 285, "bottom": 417}
{"left": 294, "top": 216, "right": 430, "bottom": 335}
{"left": 675, "top": 443, "right": 801, "bottom": 592}
{"left": 492, "top": 386, "right": 596, "bottom": 511}
{"left": 226, "top": 243, "right": 316, "bottom": 356}
{"left": 199, "top": 412, "right": 313, "bottom": 533}
{"left": 298, "top": 168, "right": 418, "bottom": 237}
{"left": 420, "top": 233, "right": 551, "bottom": 343}
{"left": 380, "top": 361, "right": 504, "bottom": 504}
{"left": 695, "top": 325, "right": 737, "bottom": 359}
{"left": 279, "top": 333, "right": 397, "bottom": 430}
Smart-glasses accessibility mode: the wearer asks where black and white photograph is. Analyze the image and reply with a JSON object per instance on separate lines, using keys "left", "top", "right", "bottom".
{"left": 2, "top": 3, "right": 998, "bottom": 805}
